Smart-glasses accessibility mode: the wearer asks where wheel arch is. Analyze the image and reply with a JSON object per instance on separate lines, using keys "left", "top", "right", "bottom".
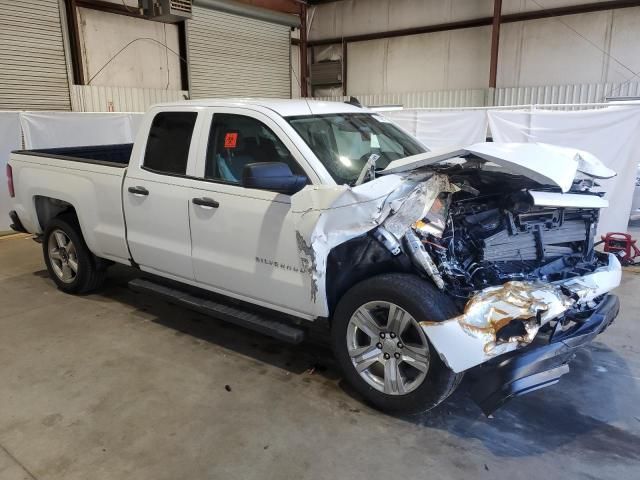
{"left": 33, "top": 195, "right": 104, "bottom": 259}
{"left": 35, "top": 195, "right": 77, "bottom": 231}
{"left": 325, "top": 234, "right": 414, "bottom": 318}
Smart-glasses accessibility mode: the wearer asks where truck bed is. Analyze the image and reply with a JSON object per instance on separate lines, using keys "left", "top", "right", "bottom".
{"left": 13, "top": 144, "right": 133, "bottom": 168}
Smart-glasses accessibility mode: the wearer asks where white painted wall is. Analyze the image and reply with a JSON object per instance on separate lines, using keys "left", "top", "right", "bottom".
{"left": 77, "top": 7, "right": 182, "bottom": 89}
{"left": 308, "top": 0, "right": 493, "bottom": 38}
{"left": 308, "top": 0, "right": 640, "bottom": 95}
{"left": 308, "top": 0, "right": 622, "bottom": 38}
{"left": 502, "top": 0, "right": 614, "bottom": 15}
{"left": 498, "top": 8, "right": 640, "bottom": 87}
{"left": 345, "top": 26, "right": 491, "bottom": 95}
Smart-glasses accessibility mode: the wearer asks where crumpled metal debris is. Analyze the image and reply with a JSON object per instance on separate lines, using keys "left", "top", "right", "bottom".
{"left": 295, "top": 232, "right": 318, "bottom": 303}
{"left": 403, "top": 229, "right": 445, "bottom": 289}
{"left": 453, "top": 281, "right": 572, "bottom": 353}
{"left": 420, "top": 281, "right": 574, "bottom": 372}
{"left": 419, "top": 255, "right": 621, "bottom": 373}
{"left": 381, "top": 174, "right": 457, "bottom": 239}
{"left": 291, "top": 172, "right": 455, "bottom": 314}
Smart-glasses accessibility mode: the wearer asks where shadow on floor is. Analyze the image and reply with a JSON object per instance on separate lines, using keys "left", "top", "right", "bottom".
{"left": 87, "top": 265, "right": 339, "bottom": 378}
{"left": 41, "top": 265, "right": 640, "bottom": 461}
{"left": 403, "top": 344, "right": 640, "bottom": 460}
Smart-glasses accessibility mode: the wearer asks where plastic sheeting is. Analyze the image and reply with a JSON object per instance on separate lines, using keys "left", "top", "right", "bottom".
{"left": 3, "top": 106, "right": 639, "bottom": 234}
{"left": 2, "top": 111, "right": 143, "bottom": 231}
{"left": 20, "top": 112, "right": 144, "bottom": 149}
{"left": 129, "top": 113, "right": 145, "bottom": 138}
{"left": 488, "top": 107, "right": 640, "bottom": 234}
{"left": 383, "top": 109, "right": 488, "bottom": 149}
{"left": 0, "top": 112, "right": 22, "bottom": 231}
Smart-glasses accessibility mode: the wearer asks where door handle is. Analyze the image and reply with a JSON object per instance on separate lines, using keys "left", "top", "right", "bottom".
{"left": 128, "top": 186, "right": 149, "bottom": 196}
{"left": 192, "top": 197, "right": 219, "bottom": 208}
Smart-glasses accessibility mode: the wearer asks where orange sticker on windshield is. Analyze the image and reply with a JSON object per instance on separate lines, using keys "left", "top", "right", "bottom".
{"left": 224, "top": 132, "right": 238, "bottom": 148}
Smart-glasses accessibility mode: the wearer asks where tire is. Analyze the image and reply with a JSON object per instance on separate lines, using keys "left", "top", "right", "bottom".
{"left": 331, "top": 273, "right": 463, "bottom": 415}
{"left": 42, "top": 213, "right": 107, "bottom": 294}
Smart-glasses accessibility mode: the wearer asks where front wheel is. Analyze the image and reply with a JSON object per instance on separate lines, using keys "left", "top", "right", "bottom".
{"left": 43, "top": 214, "right": 106, "bottom": 294}
{"left": 331, "top": 273, "right": 462, "bottom": 414}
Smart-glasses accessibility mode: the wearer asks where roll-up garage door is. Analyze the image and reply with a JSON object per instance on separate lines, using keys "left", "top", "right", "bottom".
{"left": 187, "top": 6, "right": 291, "bottom": 98}
{"left": 0, "top": 0, "right": 72, "bottom": 110}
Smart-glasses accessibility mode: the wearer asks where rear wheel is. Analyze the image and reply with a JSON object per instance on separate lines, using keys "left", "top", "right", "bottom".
{"left": 332, "top": 273, "right": 462, "bottom": 414}
{"left": 43, "top": 215, "right": 106, "bottom": 294}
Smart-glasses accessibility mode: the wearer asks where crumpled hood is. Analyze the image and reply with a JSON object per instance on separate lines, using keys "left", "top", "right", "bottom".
{"left": 382, "top": 142, "right": 616, "bottom": 193}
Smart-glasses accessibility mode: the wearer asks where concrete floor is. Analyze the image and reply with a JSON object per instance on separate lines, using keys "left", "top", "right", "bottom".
{"left": 1, "top": 234, "right": 639, "bottom": 480}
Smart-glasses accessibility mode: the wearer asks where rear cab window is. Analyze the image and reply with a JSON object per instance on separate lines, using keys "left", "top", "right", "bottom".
{"left": 144, "top": 112, "right": 198, "bottom": 175}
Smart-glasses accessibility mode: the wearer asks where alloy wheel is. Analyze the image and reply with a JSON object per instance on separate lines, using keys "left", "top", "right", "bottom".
{"left": 48, "top": 229, "right": 78, "bottom": 284}
{"left": 346, "top": 301, "right": 430, "bottom": 395}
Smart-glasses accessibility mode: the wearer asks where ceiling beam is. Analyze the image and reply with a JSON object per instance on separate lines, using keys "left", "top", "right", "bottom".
{"left": 233, "top": 0, "right": 303, "bottom": 15}
{"left": 74, "top": 0, "right": 145, "bottom": 19}
{"left": 194, "top": 0, "right": 300, "bottom": 26}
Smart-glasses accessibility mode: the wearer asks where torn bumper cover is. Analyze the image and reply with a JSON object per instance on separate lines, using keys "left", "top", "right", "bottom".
{"left": 420, "top": 253, "right": 621, "bottom": 373}
{"left": 470, "top": 293, "right": 620, "bottom": 415}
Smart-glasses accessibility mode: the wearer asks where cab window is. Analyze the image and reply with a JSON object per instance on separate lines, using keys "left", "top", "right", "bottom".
{"left": 205, "top": 114, "right": 305, "bottom": 183}
{"left": 144, "top": 112, "right": 197, "bottom": 175}
{"left": 287, "top": 113, "right": 425, "bottom": 185}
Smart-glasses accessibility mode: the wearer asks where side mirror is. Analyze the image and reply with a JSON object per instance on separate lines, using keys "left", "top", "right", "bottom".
{"left": 242, "top": 162, "right": 308, "bottom": 195}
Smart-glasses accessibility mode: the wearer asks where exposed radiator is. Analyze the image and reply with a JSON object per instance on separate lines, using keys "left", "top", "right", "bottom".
{"left": 482, "top": 219, "right": 589, "bottom": 262}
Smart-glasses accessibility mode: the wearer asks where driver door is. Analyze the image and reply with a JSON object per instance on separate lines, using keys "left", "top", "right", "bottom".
{"left": 188, "top": 109, "right": 316, "bottom": 317}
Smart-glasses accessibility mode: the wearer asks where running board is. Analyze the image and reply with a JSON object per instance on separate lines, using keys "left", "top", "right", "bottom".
{"left": 129, "top": 278, "right": 305, "bottom": 344}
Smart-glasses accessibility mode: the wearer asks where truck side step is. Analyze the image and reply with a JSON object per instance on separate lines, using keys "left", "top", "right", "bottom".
{"left": 128, "top": 278, "right": 306, "bottom": 344}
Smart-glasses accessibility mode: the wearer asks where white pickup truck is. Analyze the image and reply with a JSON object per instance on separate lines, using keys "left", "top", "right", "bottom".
{"left": 7, "top": 99, "right": 621, "bottom": 415}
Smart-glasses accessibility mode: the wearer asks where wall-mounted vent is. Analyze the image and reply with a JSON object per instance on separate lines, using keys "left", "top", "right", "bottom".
{"left": 310, "top": 61, "right": 342, "bottom": 87}
{"left": 140, "top": 0, "right": 192, "bottom": 23}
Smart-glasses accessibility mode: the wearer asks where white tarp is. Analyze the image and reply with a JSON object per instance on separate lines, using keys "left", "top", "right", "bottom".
{"left": 0, "top": 112, "right": 22, "bottom": 231}
{"left": 3, "top": 111, "right": 143, "bottom": 231}
{"left": 20, "top": 112, "right": 143, "bottom": 149}
{"left": 383, "top": 109, "right": 488, "bottom": 149}
{"left": 488, "top": 107, "right": 640, "bottom": 234}
{"left": 129, "top": 113, "right": 145, "bottom": 138}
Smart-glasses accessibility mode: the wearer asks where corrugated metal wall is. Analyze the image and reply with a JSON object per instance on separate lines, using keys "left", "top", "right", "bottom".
{"left": 71, "top": 85, "right": 189, "bottom": 112}
{"left": 312, "top": 82, "right": 640, "bottom": 109}
{"left": 0, "top": 0, "right": 72, "bottom": 110}
{"left": 492, "top": 82, "right": 640, "bottom": 107}
{"left": 315, "top": 89, "right": 488, "bottom": 108}
{"left": 187, "top": 6, "right": 291, "bottom": 98}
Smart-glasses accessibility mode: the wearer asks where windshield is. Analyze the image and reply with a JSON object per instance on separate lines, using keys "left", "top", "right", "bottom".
{"left": 287, "top": 113, "right": 427, "bottom": 185}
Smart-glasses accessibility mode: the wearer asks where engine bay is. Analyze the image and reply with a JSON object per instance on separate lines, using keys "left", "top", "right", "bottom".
{"left": 412, "top": 169, "right": 607, "bottom": 300}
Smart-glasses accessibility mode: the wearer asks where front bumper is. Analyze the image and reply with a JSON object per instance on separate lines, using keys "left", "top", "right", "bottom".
{"left": 421, "top": 253, "right": 622, "bottom": 373}
{"left": 469, "top": 294, "right": 620, "bottom": 415}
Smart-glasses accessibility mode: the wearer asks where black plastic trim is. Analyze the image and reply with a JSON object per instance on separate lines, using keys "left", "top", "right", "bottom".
{"left": 128, "top": 278, "right": 306, "bottom": 344}
{"left": 9, "top": 210, "right": 27, "bottom": 233}
{"left": 12, "top": 144, "right": 131, "bottom": 169}
{"left": 470, "top": 294, "right": 620, "bottom": 415}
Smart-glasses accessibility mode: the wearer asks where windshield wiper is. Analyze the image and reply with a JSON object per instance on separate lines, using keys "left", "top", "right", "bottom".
{"left": 354, "top": 153, "right": 381, "bottom": 186}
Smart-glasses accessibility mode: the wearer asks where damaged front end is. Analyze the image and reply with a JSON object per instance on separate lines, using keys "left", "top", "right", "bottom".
{"left": 292, "top": 142, "right": 621, "bottom": 413}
